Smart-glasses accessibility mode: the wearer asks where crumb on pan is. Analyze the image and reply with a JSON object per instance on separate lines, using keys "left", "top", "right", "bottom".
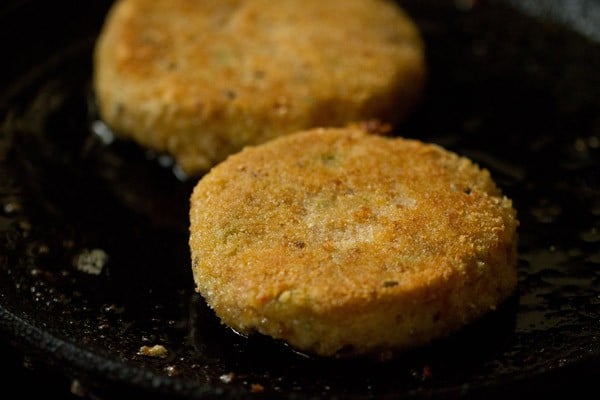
{"left": 138, "top": 344, "right": 168, "bottom": 358}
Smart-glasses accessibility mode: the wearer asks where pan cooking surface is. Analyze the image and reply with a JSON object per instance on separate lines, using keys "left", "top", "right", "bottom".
{"left": 1, "top": 0, "right": 599, "bottom": 398}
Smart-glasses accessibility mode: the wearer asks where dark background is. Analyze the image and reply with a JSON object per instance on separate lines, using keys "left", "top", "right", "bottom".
{"left": 1, "top": 0, "right": 599, "bottom": 399}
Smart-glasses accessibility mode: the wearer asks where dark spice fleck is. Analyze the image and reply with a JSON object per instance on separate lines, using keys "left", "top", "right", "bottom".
{"left": 293, "top": 241, "right": 306, "bottom": 249}
{"left": 223, "top": 89, "right": 237, "bottom": 100}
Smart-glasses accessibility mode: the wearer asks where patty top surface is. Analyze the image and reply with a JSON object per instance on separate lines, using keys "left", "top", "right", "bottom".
{"left": 189, "top": 126, "right": 517, "bottom": 316}
{"left": 99, "top": 0, "right": 422, "bottom": 105}
{"left": 94, "top": 0, "right": 425, "bottom": 174}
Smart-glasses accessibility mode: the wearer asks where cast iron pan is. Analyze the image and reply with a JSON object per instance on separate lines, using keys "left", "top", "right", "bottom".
{"left": 1, "top": 0, "right": 599, "bottom": 398}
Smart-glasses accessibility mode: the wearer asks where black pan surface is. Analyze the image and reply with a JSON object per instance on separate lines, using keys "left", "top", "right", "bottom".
{"left": 1, "top": 0, "right": 599, "bottom": 398}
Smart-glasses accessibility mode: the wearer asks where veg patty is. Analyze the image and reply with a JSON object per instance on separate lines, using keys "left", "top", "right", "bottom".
{"left": 94, "top": 0, "right": 426, "bottom": 175}
{"left": 189, "top": 125, "right": 518, "bottom": 357}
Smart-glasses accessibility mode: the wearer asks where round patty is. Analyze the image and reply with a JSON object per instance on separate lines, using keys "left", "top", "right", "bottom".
{"left": 94, "top": 0, "right": 426, "bottom": 176}
{"left": 189, "top": 125, "right": 518, "bottom": 357}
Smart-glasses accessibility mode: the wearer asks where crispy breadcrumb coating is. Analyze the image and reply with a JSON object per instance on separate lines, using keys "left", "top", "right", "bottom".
{"left": 94, "top": 0, "right": 426, "bottom": 175}
{"left": 189, "top": 126, "right": 518, "bottom": 357}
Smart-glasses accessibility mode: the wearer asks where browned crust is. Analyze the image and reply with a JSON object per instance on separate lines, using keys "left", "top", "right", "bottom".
{"left": 189, "top": 126, "right": 518, "bottom": 356}
{"left": 94, "top": 0, "right": 426, "bottom": 175}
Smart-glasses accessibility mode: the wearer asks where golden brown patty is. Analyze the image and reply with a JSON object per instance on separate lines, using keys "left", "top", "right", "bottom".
{"left": 189, "top": 126, "right": 518, "bottom": 357}
{"left": 94, "top": 0, "right": 426, "bottom": 175}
